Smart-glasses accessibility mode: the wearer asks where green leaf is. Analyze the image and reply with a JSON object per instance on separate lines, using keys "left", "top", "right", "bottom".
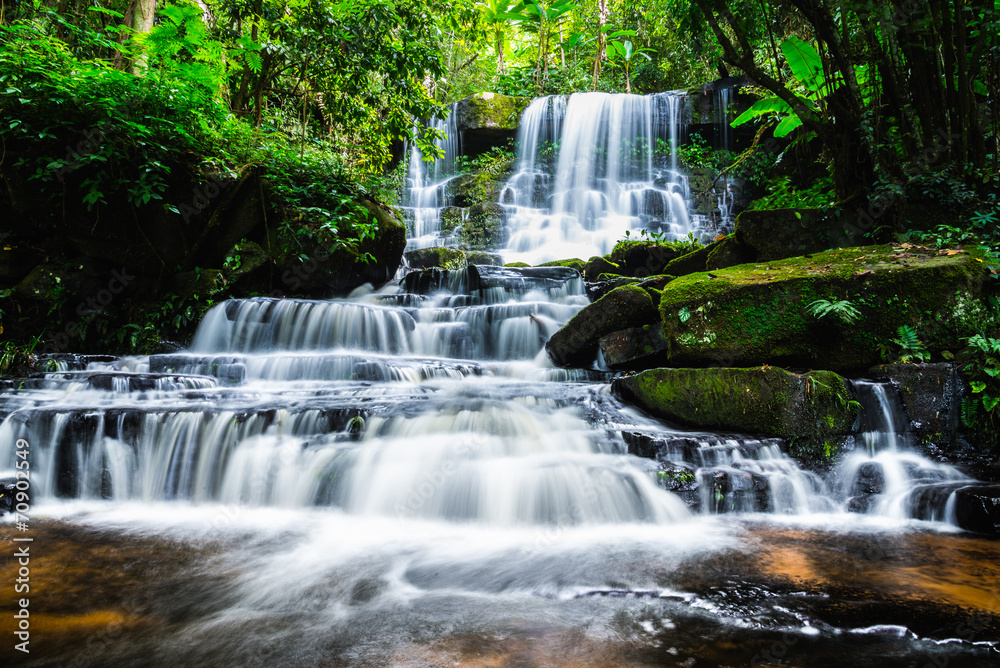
{"left": 730, "top": 97, "right": 793, "bottom": 127}
{"left": 773, "top": 114, "right": 804, "bottom": 138}
{"left": 781, "top": 36, "right": 825, "bottom": 93}
{"left": 971, "top": 380, "right": 987, "bottom": 393}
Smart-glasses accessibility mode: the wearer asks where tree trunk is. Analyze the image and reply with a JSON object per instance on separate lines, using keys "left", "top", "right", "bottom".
{"left": 128, "top": 0, "right": 156, "bottom": 75}
{"left": 592, "top": 0, "right": 608, "bottom": 90}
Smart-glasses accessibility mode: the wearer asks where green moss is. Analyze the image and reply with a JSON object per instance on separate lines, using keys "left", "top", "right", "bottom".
{"left": 657, "top": 245, "right": 986, "bottom": 369}
{"left": 537, "top": 258, "right": 586, "bottom": 272}
{"left": 613, "top": 366, "right": 854, "bottom": 439}
{"left": 504, "top": 262, "right": 530, "bottom": 268}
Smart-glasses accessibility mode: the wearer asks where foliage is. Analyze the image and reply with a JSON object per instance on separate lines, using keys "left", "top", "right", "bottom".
{"left": 749, "top": 173, "right": 835, "bottom": 211}
{"left": 807, "top": 298, "right": 860, "bottom": 325}
{"left": 961, "top": 334, "right": 1000, "bottom": 441}
{"left": 888, "top": 325, "right": 930, "bottom": 364}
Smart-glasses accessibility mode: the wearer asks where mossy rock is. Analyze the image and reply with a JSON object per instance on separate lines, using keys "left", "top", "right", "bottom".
{"left": 537, "top": 258, "right": 586, "bottom": 272}
{"left": 504, "top": 262, "right": 530, "bottom": 268}
{"left": 546, "top": 284, "right": 659, "bottom": 367}
{"left": 404, "top": 246, "right": 468, "bottom": 270}
{"left": 466, "top": 251, "right": 503, "bottom": 266}
{"left": 661, "top": 242, "right": 715, "bottom": 277}
{"left": 612, "top": 366, "right": 855, "bottom": 439}
{"left": 658, "top": 245, "right": 987, "bottom": 370}
{"left": 735, "top": 209, "right": 852, "bottom": 261}
{"left": 175, "top": 268, "right": 225, "bottom": 300}
{"left": 460, "top": 203, "right": 508, "bottom": 250}
{"left": 454, "top": 92, "right": 531, "bottom": 131}
{"left": 440, "top": 206, "right": 464, "bottom": 234}
{"left": 583, "top": 255, "right": 621, "bottom": 281}
{"left": 442, "top": 174, "right": 478, "bottom": 207}
{"left": 706, "top": 235, "right": 755, "bottom": 270}
{"left": 609, "top": 240, "right": 680, "bottom": 276}
{"left": 599, "top": 322, "right": 671, "bottom": 369}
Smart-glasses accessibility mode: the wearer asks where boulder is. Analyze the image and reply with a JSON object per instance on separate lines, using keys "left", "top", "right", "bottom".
{"left": 612, "top": 366, "right": 855, "bottom": 439}
{"left": 465, "top": 251, "right": 503, "bottom": 266}
{"left": 952, "top": 485, "right": 1000, "bottom": 535}
{"left": 440, "top": 206, "right": 464, "bottom": 234}
{"left": 537, "top": 258, "right": 586, "bottom": 272}
{"left": 867, "top": 363, "right": 963, "bottom": 445}
{"left": 454, "top": 93, "right": 530, "bottom": 158}
{"left": 657, "top": 245, "right": 986, "bottom": 370}
{"left": 404, "top": 247, "right": 468, "bottom": 270}
{"left": 460, "top": 203, "right": 508, "bottom": 250}
{"left": 442, "top": 174, "right": 478, "bottom": 207}
{"left": 706, "top": 235, "right": 755, "bottom": 270}
{"left": 599, "top": 323, "right": 671, "bottom": 369}
{"left": 735, "top": 208, "right": 852, "bottom": 261}
{"left": 609, "top": 241, "right": 680, "bottom": 276}
{"left": 660, "top": 243, "right": 714, "bottom": 277}
{"left": 546, "top": 284, "right": 660, "bottom": 367}
{"left": 583, "top": 256, "right": 621, "bottom": 281}
{"left": 14, "top": 263, "right": 99, "bottom": 302}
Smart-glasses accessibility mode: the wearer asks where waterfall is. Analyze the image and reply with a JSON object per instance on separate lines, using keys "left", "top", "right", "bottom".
{"left": 500, "top": 92, "right": 696, "bottom": 265}
{"left": 401, "top": 103, "right": 462, "bottom": 249}
{"left": 836, "top": 380, "right": 970, "bottom": 522}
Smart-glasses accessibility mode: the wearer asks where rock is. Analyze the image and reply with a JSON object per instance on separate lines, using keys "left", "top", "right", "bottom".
{"left": 583, "top": 256, "right": 621, "bottom": 281}
{"left": 599, "top": 323, "right": 670, "bottom": 369}
{"left": 440, "top": 206, "right": 464, "bottom": 234}
{"left": 612, "top": 366, "right": 855, "bottom": 439}
{"left": 657, "top": 245, "right": 986, "bottom": 370}
{"left": 465, "top": 251, "right": 503, "bottom": 266}
{"left": 454, "top": 93, "right": 530, "bottom": 158}
{"left": 503, "top": 262, "right": 530, "bottom": 268}
{"left": 14, "top": 263, "right": 98, "bottom": 302}
{"left": 586, "top": 276, "right": 640, "bottom": 301}
{"left": 867, "top": 363, "right": 963, "bottom": 445}
{"left": 460, "top": 203, "right": 508, "bottom": 250}
{"left": 0, "top": 243, "right": 44, "bottom": 280}
{"left": 705, "top": 235, "right": 755, "bottom": 270}
{"left": 537, "top": 258, "right": 586, "bottom": 272}
{"left": 851, "top": 462, "right": 886, "bottom": 495}
{"left": 952, "top": 485, "right": 1000, "bottom": 535}
{"left": 660, "top": 243, "right": 714, "bottom": 277}
{"left": 0, "top": 478, "right": 15, "bottom": 515}
{"left": 175, "top": 268, "right": 225, "bottom": 299}
{"left": 405, "top": 247, "right": 468, "bottom": 270}
{"left": 735, "top": 209, "right": 852, "bottom": 262}
{"left": 546, "top": 284, "right": 660, "bottom": 367}
{"left": 442, "top": 174, "right": 478, "bottom": 207}
{"left": 609, "top": 241, "right": 680, "bottom": 276}
{"left": 454, "top": 92, "right": 529, "bottom": 131}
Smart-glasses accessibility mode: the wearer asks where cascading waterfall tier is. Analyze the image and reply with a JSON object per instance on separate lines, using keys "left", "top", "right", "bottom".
{"left": 400, "top": 103, "right": 462, "bottom": 250}
{"left": 500, "top": 92, "right": 696, "bottom": 265}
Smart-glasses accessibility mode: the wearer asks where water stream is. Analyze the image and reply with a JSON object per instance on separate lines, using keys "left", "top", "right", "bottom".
{"left": 2, "top": 93, "right": 998, "bottom": 666}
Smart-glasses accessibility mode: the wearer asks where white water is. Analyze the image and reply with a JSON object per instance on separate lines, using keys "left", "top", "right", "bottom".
{"left": 501, "top": 93, "right": 696, "bottom": 264}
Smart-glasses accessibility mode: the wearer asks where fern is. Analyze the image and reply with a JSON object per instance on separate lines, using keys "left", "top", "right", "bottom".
{"left": 807, "top": 298, "right": 860, "bottom": 325}
{"left": 890, "top": 325, "right": 930, "bottom": 363}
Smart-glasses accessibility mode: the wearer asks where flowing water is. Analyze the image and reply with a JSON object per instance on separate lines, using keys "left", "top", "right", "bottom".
{"left": 2, "top": 94, "right": 999, "bottom": 666}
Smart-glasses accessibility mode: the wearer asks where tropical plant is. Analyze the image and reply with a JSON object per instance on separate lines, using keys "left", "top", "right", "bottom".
{"left": 507, "top": 0, "right": 579, "bottom": 92}
{"left": 807, "top": 298, "right": 860, "bottom": 325}
{"left": 604, "top": 32, "right": 654, "bottom": 94}
{"left": 890, "top": 325, "right": 930, "bottom": 363}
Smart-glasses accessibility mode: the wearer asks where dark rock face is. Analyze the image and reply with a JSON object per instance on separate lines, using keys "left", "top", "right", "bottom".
{"left": 734, "top": 209, "right": 852, "bottom": 261}
{"left": 453, "top": 93, "right": 530, "bottom": 159}
{"left": 867, "top": 363, "right": 963, "bottom": 447}
{"left": 705, "top": 235, "right": 755, "bottom": 270}
{"left": 545, "top": 284, "right": 659, "bottom": 367}
{"left": 851, "top": 462, "right": 886, "bottom": 496}
{"left": 0, "top": 478, "right": 16, "bottom": 515}
{"left": 404, "top": 247, "right": 468, "bottom": 270}
{"left": 952, "top": 485, "right": 1000, "bottom": 535}
{"left": 461, "top": 203, "right": 508, "bottom": 250}
{"left": 599, "top": 323, "right": 670, "bottom": 369}
{"left": 608, "top": 241, "right": 679, "bottom": 277}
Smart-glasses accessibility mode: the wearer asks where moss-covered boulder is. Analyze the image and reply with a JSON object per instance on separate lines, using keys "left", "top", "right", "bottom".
{"left": 504, "top": 262, "right": 530, "bottom": 268}
{"left": 546, "top": 284, "right": 660, "bottom": 367}
{"left": 600, "top": 323, "right": 671, "bottom": 369}
{"left": 658, "top": 245, "right": 988, "bottom": 370}
{"left": 735, "top": 209, "right": 852, "bottom": 262}
{"left": 465, "top": 251, "right": 503, "bottom": 266}
{"left": 609, "top": 240, "right": 681, "bottom": 276}
{"left": 460, "top": 203, "right": 508, "bottom": 250}
{"left": 612, "top": 366, "right": 855, "bottom": 439}
{"left": 442, "top": 174, "right": 478, "bottom": 207}
{"left": 661, "top": 243, "right": 714, "bottom": 277}
{"left": 440, "top": 206, "right": 464, "bottom": 234}
{"left": 454, "top": 92, "right": 530, "bottom": 132}
{"left": 537, "top": 258, "right": 586, "bottom": 272}
{"left": 706, "top": 235, "right": 755, "bottom": 270}
{"left": 583, "top": 255, "right": 621, "bottom": 281}
{"left": 404, "top": 247, "right": 467, "bottom": 270}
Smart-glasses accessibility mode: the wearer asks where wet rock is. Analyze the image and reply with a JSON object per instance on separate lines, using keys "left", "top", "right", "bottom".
{"left": 952, "top": 485, "right": 1000, "bottom": 535}
{"left": 613, "top": 366, "right": 854, "bottom": 439}
{"left": 851, "top": 462, "right": 886, "bottom": 495}
{"left": 465, "top": 251, "right": 503, "bottom": 266}
{"left": 583, "top": 256, "right": 621, "bottom": 281}
{"left": 460, "top": 203, "right": 508, "bottom": 250}
{"left": 586, "top": 276, "right": 640, "bottom": 301}
{"left": 657, "top": 245, "right": 986, "bottom": 370}
{"left": 405, "top": 247, "right": 468, "bottom": 270}
{"left": 599, "top": 323, "right": 670, "bottom": 369}
{"left": 546, "top": 284, "right": 659, "bottom": 367}
{"left": 867, "top": 363, "right": 962, "bottom": 447}
{"left": 734, "top": 208, "right": 852, "bottom": 261}
{"left": 536, "top": 258, "right": 586, "bottom": 272}
{"left": 439, "top": 206, "right": 464, "bottom": 234}
{"left": 469, "top": 264, "right": 579, "bottom": 292}
{"left": 0, "top": 478, "right": 15, "bottom": 515}
{"left": 660, "top": 242, "right": 714, "bottom": 277}
{"left": 442, "top": 174, "right": 478, "bottom": 207}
